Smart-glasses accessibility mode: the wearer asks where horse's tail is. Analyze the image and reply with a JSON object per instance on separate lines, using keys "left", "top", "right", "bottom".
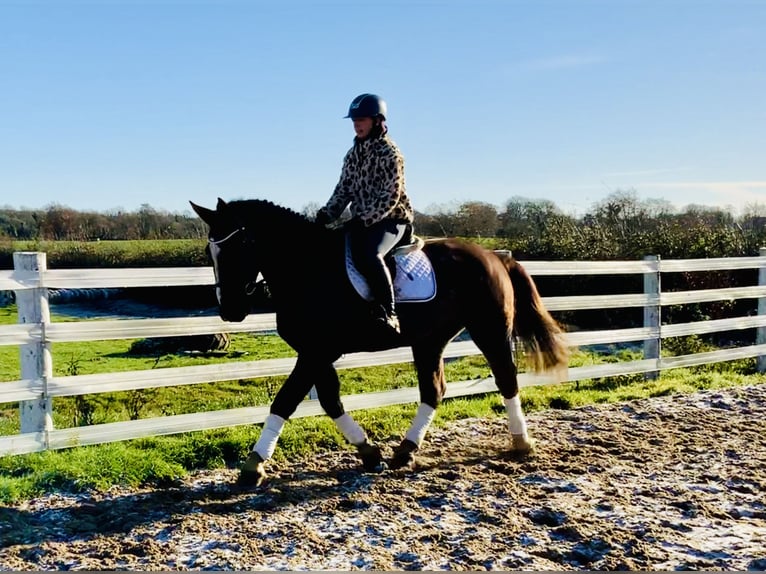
{"left": 495, "top": 251, "right": 570, "bottom": 375}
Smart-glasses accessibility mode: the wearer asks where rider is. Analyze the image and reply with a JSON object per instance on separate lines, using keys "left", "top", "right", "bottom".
{"left": 315, "top": 93, "right": 414, "bottom": 334}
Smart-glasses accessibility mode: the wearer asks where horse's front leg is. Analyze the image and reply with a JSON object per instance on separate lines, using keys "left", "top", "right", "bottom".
{"left": 390, "top": 344, "right": 445, "bottom": 469}
{"left": 239, "top": 354, "right": 384, "bottom": 486}
{"left": 239, "top": 355, "right": 318, "bottom": 486}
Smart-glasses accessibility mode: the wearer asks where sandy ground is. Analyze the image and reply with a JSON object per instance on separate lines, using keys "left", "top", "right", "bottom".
{"left": 1, "top": 384, "right": 765, "bottom": 571}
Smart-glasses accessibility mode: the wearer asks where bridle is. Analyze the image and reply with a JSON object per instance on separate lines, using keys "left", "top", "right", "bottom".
{"left": 208, "top": 225, "right": 263, "bottom": 296}
{"left": 208, "top": 227, "right": 245, "bottom": 246}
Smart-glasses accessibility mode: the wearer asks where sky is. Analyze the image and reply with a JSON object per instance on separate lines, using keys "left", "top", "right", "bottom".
{"left": 1, "top": 0, "right": 765, "bottom": 217}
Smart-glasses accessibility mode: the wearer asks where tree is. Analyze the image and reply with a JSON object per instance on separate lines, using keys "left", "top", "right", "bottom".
{"left": 498, "top": 197, "right": 565, "bottom": 257}
{"left": 300, "top": 202, "right": 322, "bottom": 219}
{"left": 0, "top": 209, "right": 39, "bottom": 239}
{"left": 413, "top": 202, "right": 462, "bottom": 237}
{"left": 454, "top": 201, "right": 499, "bottom": 237}
{"left": 38, "top": 204, "right": 79, "bottom": 240}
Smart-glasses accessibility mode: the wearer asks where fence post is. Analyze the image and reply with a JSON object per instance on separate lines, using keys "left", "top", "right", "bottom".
{"left": 643, "top": 255, "right": 661, "bottom": 380}
{"left": 14, "top": 252, "right": 53, "bottom": 436}
{"left": 758, "top": 247, "right": 766, "bottom": 373}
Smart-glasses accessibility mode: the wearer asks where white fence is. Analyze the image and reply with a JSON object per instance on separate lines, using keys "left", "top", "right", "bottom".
{"left": 1, "top": 249, "right": 765, "bottom": 457}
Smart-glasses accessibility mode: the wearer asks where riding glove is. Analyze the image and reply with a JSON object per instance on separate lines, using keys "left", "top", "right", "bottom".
{"left": 315, "top": 208, "right": 332, "bottom": 226}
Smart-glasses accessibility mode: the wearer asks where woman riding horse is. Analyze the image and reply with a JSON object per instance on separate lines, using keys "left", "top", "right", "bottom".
{"left": 315, "top": 93, "right": 413, "bottom": 334}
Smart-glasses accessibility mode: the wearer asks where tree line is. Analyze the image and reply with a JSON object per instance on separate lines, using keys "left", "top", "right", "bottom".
{"left": 414, "top": 192, "right": 766, "bottom": 260}
{"left": 0, "top": 203, "right": 208, "bottom": 241}
{"left": 2, "top": 191, "right": 765, "bottom": 260}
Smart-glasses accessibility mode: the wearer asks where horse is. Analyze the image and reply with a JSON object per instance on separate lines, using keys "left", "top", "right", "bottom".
{"left": 190, "top": 198, "right": 569, "bottom": 486}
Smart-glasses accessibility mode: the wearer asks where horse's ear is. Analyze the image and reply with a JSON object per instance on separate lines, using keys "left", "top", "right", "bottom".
{"left": 216, "top": 197, "right": 228, "bottom": 209}
{"left": 189, "top": 201, "right": 216, "bottom": 224}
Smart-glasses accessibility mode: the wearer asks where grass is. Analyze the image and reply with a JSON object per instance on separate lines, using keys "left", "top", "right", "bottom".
{"left": 1, "top": 304, "right": 764, "bottom": 503}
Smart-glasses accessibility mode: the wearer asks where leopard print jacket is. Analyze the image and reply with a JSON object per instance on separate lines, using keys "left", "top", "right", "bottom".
{"left": 322, "top": 133, "right": 414, "bottom": 227}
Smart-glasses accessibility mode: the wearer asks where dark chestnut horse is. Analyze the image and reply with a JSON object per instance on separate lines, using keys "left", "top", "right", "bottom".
{"left": 191, "top": 198, "right": 569, "bottom": 486}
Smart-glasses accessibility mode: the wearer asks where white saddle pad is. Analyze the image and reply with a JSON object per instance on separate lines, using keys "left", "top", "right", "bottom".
{"left": 345, "top": 238, "right": 437, "bottom": 303}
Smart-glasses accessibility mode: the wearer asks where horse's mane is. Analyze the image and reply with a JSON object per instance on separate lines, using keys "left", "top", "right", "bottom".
{"left": 228, "top": 199, "right": 316, "bottom": 231}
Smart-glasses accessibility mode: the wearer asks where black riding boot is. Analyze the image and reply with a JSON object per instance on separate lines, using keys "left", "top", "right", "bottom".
{"left": 365, "top": 257, "right": 400, "bottom": 334}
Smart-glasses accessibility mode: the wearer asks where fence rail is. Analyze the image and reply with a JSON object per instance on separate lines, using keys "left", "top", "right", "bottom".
{"left": 1, "top": 249, "right": 765, "bottom": 456}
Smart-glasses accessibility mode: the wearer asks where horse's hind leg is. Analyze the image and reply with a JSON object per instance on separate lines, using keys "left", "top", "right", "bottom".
{"left": 389, "top": 339, "right": 449, "bottom": 470}
{"left": 466, "top": 316, "right": 534, "bottom": 454}
{"left": 313, "top": 363, "right": 384, "bottom": 473}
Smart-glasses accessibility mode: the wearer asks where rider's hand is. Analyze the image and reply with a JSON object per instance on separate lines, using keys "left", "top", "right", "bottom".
{"left": 314, "top": 208, "right": 332, "bottom": 226}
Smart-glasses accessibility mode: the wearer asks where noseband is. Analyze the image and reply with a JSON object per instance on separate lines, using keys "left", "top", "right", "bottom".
{"left": 208, "top": 226, "right": 263, "bottom": 295}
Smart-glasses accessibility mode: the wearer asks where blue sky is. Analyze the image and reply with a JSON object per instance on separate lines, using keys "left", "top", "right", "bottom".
{"left": 1, "top": 0, "right": 764, "bottom": 217}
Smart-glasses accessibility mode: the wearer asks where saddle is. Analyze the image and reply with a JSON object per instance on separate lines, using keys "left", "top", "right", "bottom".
{"left": 345, "top": 224, "right": 437, "bottom": 303}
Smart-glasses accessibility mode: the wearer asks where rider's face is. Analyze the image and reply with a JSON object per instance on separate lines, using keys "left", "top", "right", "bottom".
{"left": 352, "top": 117, "right": 374, "bottom": 139}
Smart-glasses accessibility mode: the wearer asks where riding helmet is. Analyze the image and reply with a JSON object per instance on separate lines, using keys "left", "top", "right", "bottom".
{"left": 344, "top": 93, "right": 387, "bottom": 120}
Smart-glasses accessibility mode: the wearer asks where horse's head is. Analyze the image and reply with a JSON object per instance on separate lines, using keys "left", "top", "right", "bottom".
{"left": 191, "top": 198, "right": 258, "bottom": 322}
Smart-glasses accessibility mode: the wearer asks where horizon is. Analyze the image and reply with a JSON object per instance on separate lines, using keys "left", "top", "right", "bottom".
{"left": 2, "top": 188, "right": 763, "bottom": 219}
{"left": 2, "top": 1, "right": 764, "bottom": 217}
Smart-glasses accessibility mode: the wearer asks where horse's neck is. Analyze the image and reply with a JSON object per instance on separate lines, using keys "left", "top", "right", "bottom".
{"left": 255, "top": 226, "right": 343, "bottom": 309}
{"left": 250, "top": 223, "right": 325, "bottom": 294}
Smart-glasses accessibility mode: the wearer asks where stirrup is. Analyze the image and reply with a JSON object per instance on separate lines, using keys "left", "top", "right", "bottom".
{"left": 373, "top": 307, "right": 400, "bottom": 333}
{"left": 386, "top": 312, "right": 400, "bottom": 333}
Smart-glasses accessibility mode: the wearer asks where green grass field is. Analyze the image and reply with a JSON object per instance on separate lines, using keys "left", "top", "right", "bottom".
{"left": 1, "top": 302, "right": 764, "bottom": 504}
{"left": 0, "top": 239, "right": 207, "bottom": 269}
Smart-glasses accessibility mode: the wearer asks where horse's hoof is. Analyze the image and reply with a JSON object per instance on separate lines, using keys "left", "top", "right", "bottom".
{"left": 238, "top": 451, "right": 267, "bottom": 487}
{"left": 357, "top": 441, "right": 386, "bottom": 473}
{"left": 389, "top": 439, "right": 418, "bottom": 470}
{"left": 510, "top": 434, "right": 535, "bottom": 455}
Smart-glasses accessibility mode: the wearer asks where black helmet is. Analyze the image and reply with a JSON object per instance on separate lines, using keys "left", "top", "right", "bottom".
{"left": 344, "top": 93, "right": 387, "bottom": 120}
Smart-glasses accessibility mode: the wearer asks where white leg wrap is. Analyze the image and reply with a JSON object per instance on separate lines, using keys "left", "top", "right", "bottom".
{"left": 253, "top": 413, "right": 285, "bottom": 460}
{"left": 504, "top": 395, "right": 528, "bottom": 436}
{"left": 333, "top": 413, "right": 367, "bottom": 446}
{"left": 404, "top": 403, "right": 436, "bottom": 446}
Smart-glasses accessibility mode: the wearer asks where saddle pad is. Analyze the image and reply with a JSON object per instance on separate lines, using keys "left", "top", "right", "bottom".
{"left": 345, "top": 238, "right": 437, "bottom": 303}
